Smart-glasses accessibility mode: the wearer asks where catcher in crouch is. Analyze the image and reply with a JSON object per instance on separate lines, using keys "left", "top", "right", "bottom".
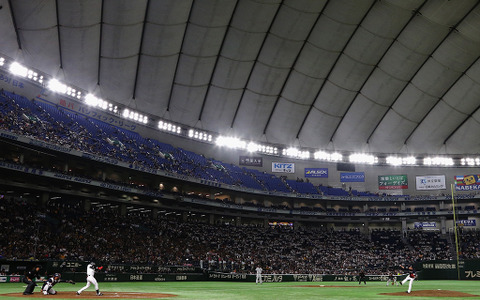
{"left": 41, "top": 273, "right": 75, "bottom": 295}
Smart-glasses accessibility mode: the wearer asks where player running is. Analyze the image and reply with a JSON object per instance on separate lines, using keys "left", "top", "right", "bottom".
{"left": 77, "top": 262, "right": 103, "bottom": 296}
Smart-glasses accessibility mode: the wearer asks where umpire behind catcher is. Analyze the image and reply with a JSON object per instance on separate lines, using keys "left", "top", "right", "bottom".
{"left": 23, "top": 265, "right": 42, "bottom": 295}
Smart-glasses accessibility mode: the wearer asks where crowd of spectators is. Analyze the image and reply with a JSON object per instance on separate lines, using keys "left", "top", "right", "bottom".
{"left": 1, "top": 196, "right": 470, "bottom": 276}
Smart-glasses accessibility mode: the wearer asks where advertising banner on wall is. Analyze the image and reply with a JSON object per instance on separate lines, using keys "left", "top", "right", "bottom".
{"left": 457, "top": 220, "right": 476, "bottom": 226}
{"left": 239, "top": 156, "right": 263, "bottom": 167}
{"left": 378, "top": 175, "right": 408, "bottom": 190}
{"left": 415, "top": 175, "right": 446, "bottom": 190}
{"left": 305, "top": 168, "right": 328, "bottom": 178}
{"left": 272, "top": 162, "right": 295, "bottom": 173}
{"left": 414, "top": 222, "right": 436, "bottom": 229}
{"left": 340, "top": 172, "right": 365, "bottom": 182}
{"left": 454, "top": 175, "right": 480, "bottom": 191}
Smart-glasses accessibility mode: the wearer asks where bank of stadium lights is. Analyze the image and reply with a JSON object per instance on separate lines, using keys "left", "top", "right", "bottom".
{"left": 9, "top": 61, "right": 44, "bottom": 84}
{"left": 122, "top": 108, "right": 148, "bottom": 124}
{"left": 386, "top": 156, "right": 416, "bottom": 166}
{"left": 216, "top": 136, "right": 245, "bottom": 149}
{"left": 188, "top": 129, "right": 212, "bottom": 142}
{"left": 349, "top": 153, "right": 378, "bottom": 164}
{"left": 314, "top": 151, "right": 343, "bottom": 162}
{"left": 85, "top": 93, "right": 118, "bottom": 113}
{"left": 47, "top": 78, "right": 82, "bottom": 99}
{"left": 159, "top": 120, "right": 181, "bottom": 134}
{"left": 283, "top": 147, "right": 310, "bottom": 159}
{"left": 0, "top": 57, "right": 4, "bottom": 66}
{"left": 460, "top": 157, "right": 480, "bottom": 166}
{"left": 423, "top": 156, "right": 454, "bottom": 166}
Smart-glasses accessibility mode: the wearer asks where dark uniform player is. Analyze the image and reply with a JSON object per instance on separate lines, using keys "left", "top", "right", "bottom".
{"left": 23, "top": 265, "right": 42, "bottom": 295}
{"left": 42, "top": 273, "right": 62, "bottom": 295}
{"left": 358, "top": 270, "right": 366, "bottom": 285}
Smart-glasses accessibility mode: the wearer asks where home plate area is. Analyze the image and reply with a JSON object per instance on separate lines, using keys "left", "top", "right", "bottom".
{"left": 1, "top": 291, "right": 177, "bottom": 298}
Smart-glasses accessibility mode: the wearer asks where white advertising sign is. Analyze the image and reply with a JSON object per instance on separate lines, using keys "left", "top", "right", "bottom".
{"left": 415, "top": 175, "right": 446, "bottom": 190}
{"left": 272, "top": 162, "right": 295, "bottom": 173}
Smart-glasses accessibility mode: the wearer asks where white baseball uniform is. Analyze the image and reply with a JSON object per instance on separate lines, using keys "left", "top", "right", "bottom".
{"left": 255, "top": 267, "right": 263, "bottom": 284}
{"left": 77, "top": 263, "right": 102, "bottom": 295}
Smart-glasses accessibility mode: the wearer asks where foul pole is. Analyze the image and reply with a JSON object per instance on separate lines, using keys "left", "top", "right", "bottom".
{"left": 451, "top": 184, "right": 461, "bottom": 280}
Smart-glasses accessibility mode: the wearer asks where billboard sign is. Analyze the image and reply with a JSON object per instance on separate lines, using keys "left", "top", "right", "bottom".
{"left": 378, "top": 175, "right": 408, "bottom": 190}
{"left": 457, "top": 220, "right": 476, "bottom": 227}
{"left": 455, "top": 175, "right": 480, "bottom": 191}
{"left": 305, "top": 168, "right": 328, "bottom": 178}
{"left": 416, "top": 175, "right": 446, "bottom": 191}
{"left": 239, "top": 156, "right": 263, "bottom": 167}
{"left": 340, "top": 172, "right": 365, "bottom": 182}
{"left": 272, "top": 162, "right": 295, "bottom": 173}
{"left": 414, "top": 222, "right": 436, "bottom": 229}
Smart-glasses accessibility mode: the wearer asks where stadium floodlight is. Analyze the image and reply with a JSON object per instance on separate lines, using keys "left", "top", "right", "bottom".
{"left": 314, "top": 151, "right": 343, "bottom": 162}
{"left": 460, "top": 157, "right": 480, "bottom": 166}
{"left": 216, "top": 136, "right": 246, "bottom": 149}
{"left": 350, "top": 153, "right": 377, "bottom": 164}
{"left": 9, "top": 62, "right": 28, "bottom": 77}
{"left": 283, "top": 147, "right": 310, "bottom": 159}
{"left": 47, "top": 78, "right": 67, "bottom": 94}
{"left": 423, "top": 156, "right": 454, "bottom": 166}
{"left": 247, "top": 142, "right": 259, "bottom": 152}
{"left": 0, "top": 57, "right": 5, "bottom": 66}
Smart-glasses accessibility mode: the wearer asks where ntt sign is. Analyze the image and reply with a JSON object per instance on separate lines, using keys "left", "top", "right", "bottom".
{"left": 272, "top": 162, "right": 295, "bottom": 173}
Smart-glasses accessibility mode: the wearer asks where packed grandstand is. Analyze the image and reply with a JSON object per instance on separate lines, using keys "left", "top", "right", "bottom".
{"left": 0, "top": 88, "right": 479, "bottom": 277}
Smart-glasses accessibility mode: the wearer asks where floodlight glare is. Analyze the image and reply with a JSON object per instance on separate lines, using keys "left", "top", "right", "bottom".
{"left": 0, "top": 57, "right": 5, "bottom": 66}
{"left": 47, "top": 79, "right": 67, "bottom": 94}
{"left": 9, "top": 62, "right": 28, "bottom": 77}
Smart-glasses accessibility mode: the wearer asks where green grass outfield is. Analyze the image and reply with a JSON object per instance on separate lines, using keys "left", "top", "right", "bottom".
{"left": 1, "top": 280, "right": 480, "bottom": 300}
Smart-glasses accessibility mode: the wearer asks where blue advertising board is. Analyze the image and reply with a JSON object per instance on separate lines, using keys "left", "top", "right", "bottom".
{"left": 340, "top": 172, "right": 365, "bottom": 182}
{"left": 305, "top": 168, "right": 328, "bottom": 178}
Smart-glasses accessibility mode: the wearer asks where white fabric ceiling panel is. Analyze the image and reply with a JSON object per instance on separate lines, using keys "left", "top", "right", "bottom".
{"left": 396, "top": 17, "right": 449, "bottom": 55}
{"left": 258, "top": 35, "right": 303, "bottom": 68}
{"left": 328, "top": 54, "right": 375, "bottom": 91}
{"left": 0, "top": 1, "right": 20, "bottom": 57}
{"left": 378, "top": 42, "right": 428, "bottom": 81}
{"left": 98, "top": 57, "right": 137, "bottom": 103}
{"left": 332, "top": 94, "right": 387, "bottom": 146}
{"left": 411, "top": 59, "right": 461, "bottom": 97}
{"left": 247, "top": 63, "right": 289, "bottom": 95}
{"left": 231, "top": 0, "right": 280, "bottom": 32}
{"left": 322, "top": 0, "right": 374, "bottom": 24}
{"left": 270, "top": 4, "right": 321, "bottom": 41}
{"left": 11, "top": 0, "right": 56, "bottom": 29}
{"left": 457, "top": 6, "right": 480, "bottom": 43}
{"left": 294, "top": 44, "right": 338, "bottom": 79}
{"left": 362, "top": 1, "right": 416, "bottom": 38}
{"left": 284, "top": 0, "right": 327, "bottom": 13}
{"left": 420, "top": 0, "right": 477, "bottom": 26}
{"left": 231, "top": 90, "right": 277, "bottom": 139}
{"left": 265, "top": 98, "right": 310, "bottom": 145}
{"left": 200, "top": 87, "right": 244, "bottom": 133}
{"left": 189, "top": 0, "right": 236, "bottom": 27}
{"left": 182, "top": 24, "right": 228, "bottom": 57}
{"left": 434, "top": 33, "right": 480, "bottom": 73}
{"left": 133, "top": 55, "right": 178, "bottom": 115}
{"left": 101, "top": 23, "right": 144, "bottom": 58}
{"left": 313, "top": 80, "right": 358, "bottom": 117}
{"left": 168, "top": 85, "right": 208, "bottom": 126}
{"left": 18, "top": 29, "right": 60, "bottom": 75}
{"left": 297, "top": 108, "right": 341, "bottom": 148}
{"left": 59, "top": 26, "right": 100, "bottom": 91}
{"left": 174, "top": 55, "right": 217, "bottom": 86}
{"left": 308, "top": 17, "right": 357, "bottom": 52}
{"left": 361, "top": 68, "right": 406, "bottom": 106}
{"left": 142, "top": 23, "right": 187, "bottom": 56}
{"left": 443, "top": 74, "right": 480, "bottom": 113}
{"left": 147, "top": 0, "right": 192, "bottom": 24}
{"left": 368, "top": 109, "right": 417, "bottom": 153}
{"left": 392, "top": 83, "right": 437, "bottom": 123}
{"left": 102, "top": 0, "right": 147, "bottom": 24}
{"left": 211, "top": 57, "right": 255, "bottom": 89}
{"left": 57, "top": 0, "right": 101, "bottom": 27}
{"left": 281, "top": 70, "right": 323, "bottom": 105}
{"left": 445, "top": 114, "right": 480, "bottom": 154}
{"left": 221, "top": 28, "right": 266, "bottom": 61}
{"left": 406, "top": 102, "right": 467, "bottom": 153}
{"left": 344, "top": 27, "right": 392, "bottom": 65}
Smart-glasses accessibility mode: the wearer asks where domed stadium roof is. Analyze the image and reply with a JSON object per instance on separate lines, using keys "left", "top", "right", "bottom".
{"left": 1, "top": 0, "right": 480, "bottom": 155}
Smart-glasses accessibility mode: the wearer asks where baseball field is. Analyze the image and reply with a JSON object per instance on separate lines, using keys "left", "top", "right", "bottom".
{"left": 1, "top": 280, "right": 480, "bottom": 300}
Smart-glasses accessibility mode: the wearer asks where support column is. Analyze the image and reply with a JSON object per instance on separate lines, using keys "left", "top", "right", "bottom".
{"left": 120, "top": 204, "right": 127, "bottom": 216}
{"left": 440, "top": 217, "right": 446, "bottom": 235}
{"left": 264, "top": 218, "right": 269, "bottom": 228}
{"left": 235, "top": 216, "right": 241, "bottom": 226}
{"left": 209, "top": 214, "right": 215, "bottom": 225}
{"left": 439, "top": 201, "right": 445, "bottom": 211}
{"left": 84, "top": 199, "right": 91, "bottom": 212}
{"left": 401, "top": 218, "right": 407, "bottom": 237}
{"left": 40, "top": 192, "right": 49, "bottom": 208}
